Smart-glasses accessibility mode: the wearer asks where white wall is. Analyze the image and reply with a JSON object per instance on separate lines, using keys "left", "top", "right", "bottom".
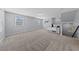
{"left": 0, "top": 9, "right": 5, "bottom": 39}
{"left": 5, "top": 12, "right": 43, "bottom": 37}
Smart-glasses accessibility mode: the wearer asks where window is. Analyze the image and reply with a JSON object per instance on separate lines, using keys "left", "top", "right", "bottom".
{"left": 15, "top": 15, "right": 24, "bottom": 26}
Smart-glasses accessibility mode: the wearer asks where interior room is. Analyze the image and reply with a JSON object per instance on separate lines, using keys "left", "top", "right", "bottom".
{"left": 0, "top": 8, "right": 79, "bottom": 51}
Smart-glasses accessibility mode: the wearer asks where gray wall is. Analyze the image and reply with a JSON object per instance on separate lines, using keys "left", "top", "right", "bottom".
{"left": 61, "top": 10, "right": 77, "bottom": 22}
{"left": 5, "top": 12, "right": 43, "bottom": 37}
{"left": 73, "top": 10, "right": 79, "bottom": 38}
{"left": 0, "top": 9, "right": 5, "bottom": 39}
{"left": 61, "top": 10, "right": 77, "bottom": 37}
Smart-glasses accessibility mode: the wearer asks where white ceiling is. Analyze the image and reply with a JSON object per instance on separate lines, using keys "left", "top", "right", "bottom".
{"left": 4, "top": 8, "right": 78, "bottom": 19}
{"left": 21, "top": 8, "right": 62, "bottom": 19}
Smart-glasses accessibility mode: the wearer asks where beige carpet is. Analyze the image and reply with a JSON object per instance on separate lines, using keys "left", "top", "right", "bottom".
{"left": 0, "top": 29, "right": 79, "bottom": 51}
